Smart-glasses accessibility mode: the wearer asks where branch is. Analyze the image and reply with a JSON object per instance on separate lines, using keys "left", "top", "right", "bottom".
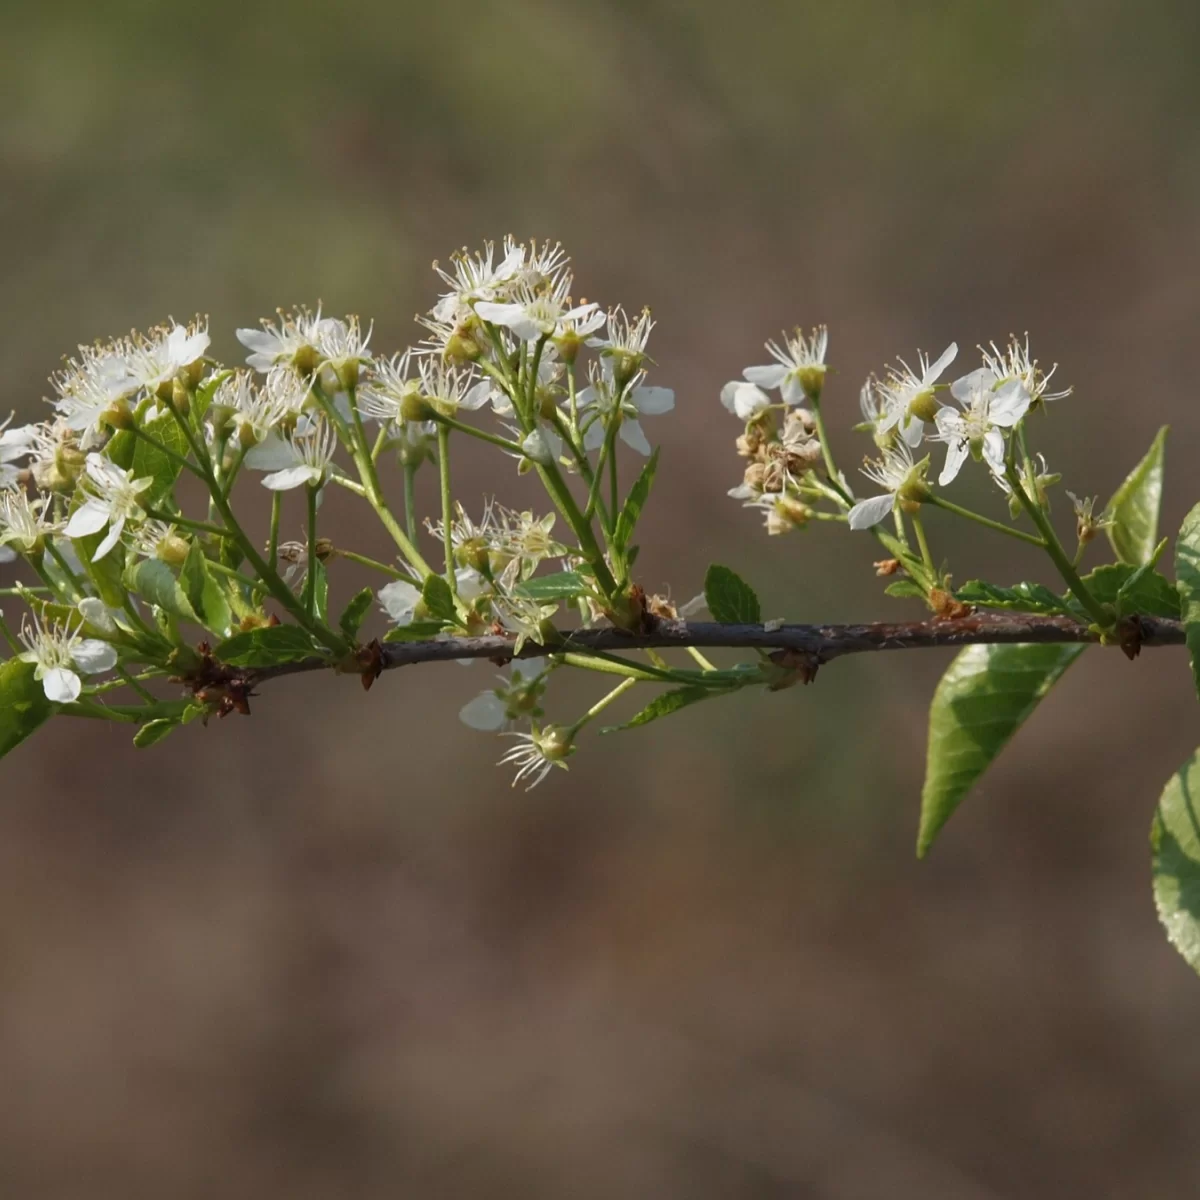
{"left": 244, "top": 613, "right": 1185, "bottom": 687}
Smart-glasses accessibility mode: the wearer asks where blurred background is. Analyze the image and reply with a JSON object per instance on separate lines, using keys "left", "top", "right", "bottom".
{"left": 3, "top": 1, "right": 1200, "bottom": 1195}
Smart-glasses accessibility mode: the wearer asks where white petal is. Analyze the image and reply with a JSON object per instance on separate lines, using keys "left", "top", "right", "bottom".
{"left": 236, "top": 328, "right": 278, "bottom": 354}
{"left": 924, "top": 342, "right": 958, "bottom": 384}
{"left": 43, "top": 667, "right": 82, "bottom": 704}
{"left": 632, "top": 385, "right": 674, "bottom": 415}
{"left": 459, "top": 692, "right": 508, "bottom": 731}
{"left": 378, "top": 580, "right": 420, "bottom": 624}
{"left": 582, "top": 419, "right": 606, "bottom": 452}
{"left": 982, "top": 429, "right": 1007, "bottom": 476}
{"left": 92, "top": 517, "right": 124, "bottom": 562}
{"left": 458, "top": 379, "right": 492, "bottom": 411}
{"left": 988, "top": 380, "right": 1032, "bottom": 426}
{"left": 847, "top": 492, "right": 896, "bottom": 530}
{"left": 261, "top": 465, "right": 319, "bottom": 491}
{"left": 78, "top": 597, "right": 117, "bottom": 632}
{"left": 455, "top": 567, "right": 489, "bottom": 601}
{"left": 0, "top": 546, "right": 15, "bottom": 564}
{"left": 63, "top": 500, "right": 110, "bottom": 539}
{"left": 72, "top": 639, "right": 118, "bottom": 675}
{"left": 779, "top": 375, "right": 807, "bottom": 406}
{"left": 933, "top": 406, "right": 964, "bottom": 436}
{"left": 245, "top": 434, "right": 300, "bottom": 471}
{"left": 900, "top": 416, "right": 926, "bottom": 447}
{"left": 938, "top": 440, "right": 969, "bottom": 487}
{"left": 619, "top": 419, "right": 653, "bottom": 456}
{"left": 950, "top": 368, "right": 995, "bottom": 404}
{"left": 725, "top": 382, "right": 770, "bottom": 421}
{"left": 576, "top": 385, "right": 598, "bottom": 411}
{"left": 742, "top": 364, "right": 789, "bottom": 389}
{"left": 512, "top": 657, "right": 546, "bottom": 681}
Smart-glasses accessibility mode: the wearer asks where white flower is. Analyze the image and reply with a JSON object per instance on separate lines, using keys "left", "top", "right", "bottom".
{"left": 378, "top": 579, "right": 421, "bottom": 625}
{"left": 577, "top": 362, "right": 674, "bottom": 457}
{"left": 0, "top": 416, "right": 37, "bottom": 488}
{"left": 587, "top": 306, "right": 653, "bottom": 358}
{"left": 418, "top": 359, "right": 491, "bottom": 417}
{"left": 846, "top": 440, "right": 927, "bottom": 530}
{"left": 245, "top": 417, "right": 339, "bottom": 491}
{"left": 63, "top": 454, "right": 153, "bottom": 560}
{"left": 125, "top": 320, "right": 210, "bottom": 393}
{"left": 0, "top": 490, "right": 57, "bottom": 555}
{"left": 932, "top": 368, "right": 1031, "bottom": 485}
{"left": 236, "top": 306, "right": 343, "bottom": 372}
{"left": 51, "top": 342, "right": 139, "bottom": 438}
{"left": 875, "top": 343, "right": 958, "bottom": 447}
{"left": 498, "top": 726, "right": 573, "bottom": 790}
{"left": 358, "top": 351, "right": 419, "bottom": 423}
{"left": 17, "top": 614, "right": 118, "bottom": 703}
{"left": 720, "top": 380, "right": 772, "bottom": 421}
{"left": 981, "top": 334, "right": 1071, "bottom": 406}
{"left": 519, "top": 423, "right": 564, "bottom": 466}
{"left": 459, "top": 657, "right": 548, "bottom": 731}
{"left": 475, "top": 271, "right": 598, "bottom": 343}
{"left": 430, "top": 238, "right": 526, "bottom": 324}
{"left": 743, "top": 325, "right": 829, "bottom": 405}
{"left": 219, "top": 368, "right": 307, "bottom": 442}
{"left": 316, "top": 315, "right": 373, "bottom": 388}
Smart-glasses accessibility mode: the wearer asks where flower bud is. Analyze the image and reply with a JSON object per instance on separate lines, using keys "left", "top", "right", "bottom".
{"left": 537, "top": 725, "right": 574, "bottom": 762}
{"left": 158, "top": 534, "right": 191, "bottom": 566}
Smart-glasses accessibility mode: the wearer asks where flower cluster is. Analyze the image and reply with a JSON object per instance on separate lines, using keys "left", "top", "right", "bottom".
{"left": 0, "top": 239, "right": 688, "bottom": 789}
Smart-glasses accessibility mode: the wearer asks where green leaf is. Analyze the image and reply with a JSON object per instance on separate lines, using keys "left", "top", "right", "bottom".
{"left": 0, "top": 658, "right": 54, "bottom": 761}
{"left": 884, "top": 579, "right": 927, "bottom": 601}
{"left": 704, "top": 564, "right": 761, "bottom": 625}
{"left": 124, "top": 558, "right": 200, "bottom": 623}
{"left": 1175, "top": 502, "right": 1200, "bottom": 700}
{"left": 1070, "top": 562, "right": 1180, "bottom": 620}
{"left": 614, "top": 447, "right": 659, "bottom": 553}
{"left": 600, "top": 684, "right": 715, "bottom": 733}
{"left": 381, "top": 620, "right": 449, "bottom": 643}
{"left": 72, "top": 534, "right": 128, "bottom": 609}
{"left": 179, "top": 542, "right": 232, "bottom": 637}
{"left": 191, "top": 369, "right": 231, "bottom": 426}
{"left": 131, "top": 413, "right": 190, "bottom": 506}
{"left": 1150, "top": 748, "right": 1200, "bottom": 976}
{"left": 133, "top": 718, "right": 179, "bottom": 749}
{"left": 918, "top": 642, "right": 1086, "bottom": 857}
{"left": 954, "top": 579, "right": 1071, "bottom": 615}
{"left": 421, "top": 574, "right": 457, "bottom": 622}
{"left": 514, "top": 571, "right": 590, "bottom": 602}
{"left": 1105, "top": 425, "right": 1167, "bottom": 565}
{"left": 338, "top": 587, "right": 375, "bottom": 640}
{"left": 212, "top": 624, "right": 324, "bottom": 667}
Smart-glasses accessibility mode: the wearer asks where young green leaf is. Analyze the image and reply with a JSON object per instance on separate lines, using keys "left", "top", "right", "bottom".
{"left": 179, "top": 542, "right": 232, "bottom": 637}
{"left": 381, "top": 620, "right": 450, "bottom": 643}
{"left": 1069, "top": 562, "right": 1180, "bottom": 620}
{"left": 600, "top": 684, "right": 716, "bottom": 733}
{"left": 884, "top": 579, "right": 927, "bottom": 601}
{"left": 132, "top": 718, "right": 179, "bottom": 749}
{"left": 421, "top": 574, "right": 458, "bottom": 623}
{"left": 1105, "top": 425, "right": 1167, "bottom": 565}
{"left": 954, "top": 579, "right": 1071, "bottom": 616}
{"left": 1150, "top": 748, "right": 1200, "bottom": 977}
{"left": 1176, "top": 502, "right": 1200, "bottom": 700}
{"left": 514, "top": 571, "right": 590, "bottom": 602}
{"left": 131, "top": 414, "right": 190, "bottom": 506}
{"left": 213, "top": 624, "right": 324, "bottom": 667}
{"left": 918, "top": 642, "right": 1086, "bottom": 857}
{"left": 614, "top": 447, "right": 659, "bottom": 553}
{"left": 338, "top": 588, "right": 375, "bottom": 640}
{"left": 0, "top": 658, "right": 55, "bottom": 761}
{"left": 704, "top": 564, "right": 761, "bottom": 625}
{"left": 124, "top": 558, "right": 201, "bottom": 624}
{"left": 310, "top": 559, "right": 329, "bottom": 624}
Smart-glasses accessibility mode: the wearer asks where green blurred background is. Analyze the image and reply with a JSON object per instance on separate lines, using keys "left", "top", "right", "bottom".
{"left": 4, "top": 2, "right": 1200, "bottom": 1195}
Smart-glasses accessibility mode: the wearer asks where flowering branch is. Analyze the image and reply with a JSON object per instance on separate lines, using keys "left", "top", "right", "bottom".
{"left": 4, "top": 234, "right": 1200, "bottom": 977}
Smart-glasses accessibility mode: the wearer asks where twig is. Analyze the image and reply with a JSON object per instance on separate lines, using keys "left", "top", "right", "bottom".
{"left": 244, "top": 613, "right": 1185, "bottom": 686}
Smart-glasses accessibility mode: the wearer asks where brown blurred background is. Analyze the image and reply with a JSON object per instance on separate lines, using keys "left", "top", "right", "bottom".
{"left": 3, "top": 1, "right": 1200, "bottom": 1195}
